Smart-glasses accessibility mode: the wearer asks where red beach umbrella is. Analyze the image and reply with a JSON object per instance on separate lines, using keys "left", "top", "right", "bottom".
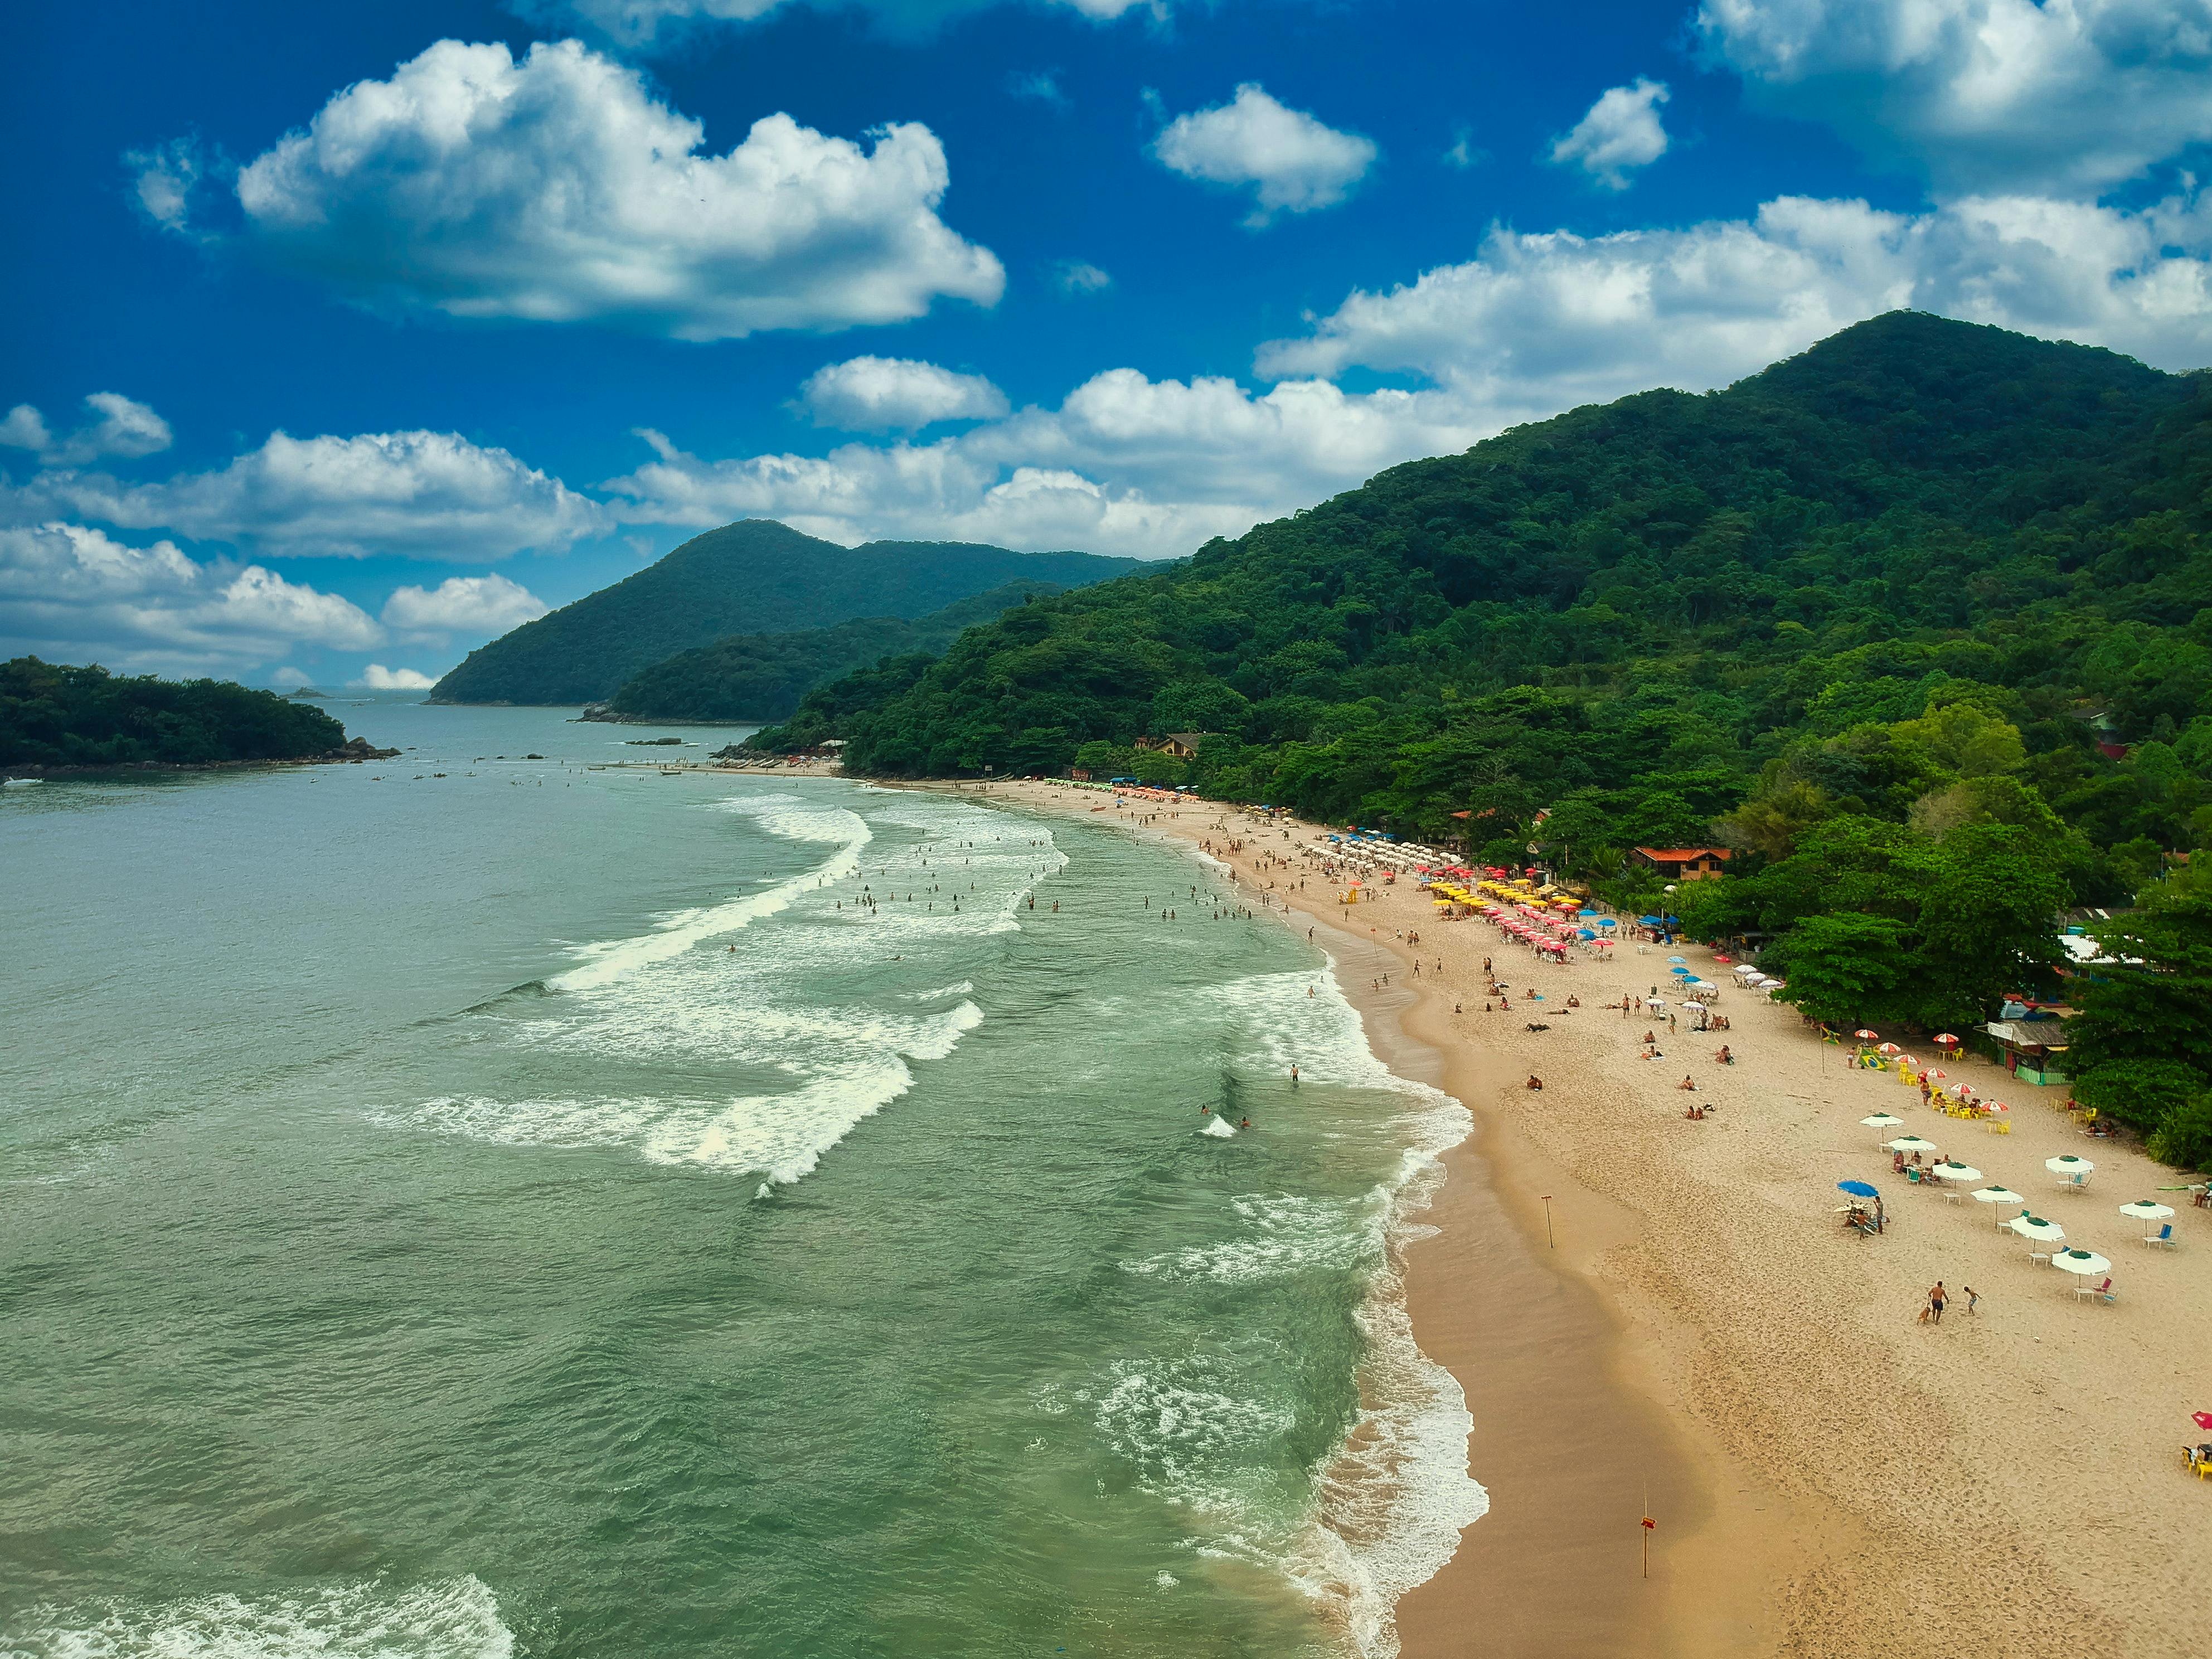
{"left": 2195, "top": 1411, "right": 2212, "bottom": 1431}
{"left": 1933, "top": 1033, "right": 1961, "bottom": 1047}
{"left": 1854, "top": 1028, "right": 1880, "bottom": 1040}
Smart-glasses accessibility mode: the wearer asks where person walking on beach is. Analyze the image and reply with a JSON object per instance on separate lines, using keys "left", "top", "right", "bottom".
{"left": 1963, "top": 1285, "right": 1978, "bottom": 1315}
{"left": 1928, "top": 1282, "right": 1947, "bottom": 1325}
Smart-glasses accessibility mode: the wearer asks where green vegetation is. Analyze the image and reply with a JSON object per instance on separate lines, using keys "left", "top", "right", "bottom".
{"left": 1, "top": 657, "right": 350, "bottom": 767}
{"left": 755, "top": 315, "right": 2212, "bottom": 1104}
{"left": 430, "top": 520, "right": 1139, "bottom": 705}
{"left": 2061, "top": 871, "right": 2212, "bottom": 1164}
{"left": 598, "top": 580, "right": 1071, "bottom": 723}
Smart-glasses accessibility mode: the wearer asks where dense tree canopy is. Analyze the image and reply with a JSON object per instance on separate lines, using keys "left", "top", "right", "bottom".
{"left": 748, "top": 315, "right": 2212, "bottom": 1078}
{"left": 1, "top": 658, "right": 348, "bottom": 767}
{"left": 599, "top": 580, "right": 1070, "bottom": 723}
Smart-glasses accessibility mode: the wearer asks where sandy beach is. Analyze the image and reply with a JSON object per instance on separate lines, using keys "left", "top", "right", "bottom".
{"left": 958, "top": 778, "right": 2212, "bottom": 1658}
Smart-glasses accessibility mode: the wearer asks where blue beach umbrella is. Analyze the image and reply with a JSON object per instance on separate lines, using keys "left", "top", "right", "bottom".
{"left": 1667, "top": 954, "right": 1686, "bottom": 963}
{"left": 1597, "top": 918, "right": 1616, "bottom": 929}
{"left": 1837, "top": 1179, "right": 1880, "bottom": 1199}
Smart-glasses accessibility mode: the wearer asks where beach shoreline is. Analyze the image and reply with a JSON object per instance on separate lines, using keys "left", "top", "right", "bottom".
{"left": 946, "top": 777, "right": 2212, "bottom": 1659}
{"left": 929, "top": 778, "right": 1775, "bottom": 1656}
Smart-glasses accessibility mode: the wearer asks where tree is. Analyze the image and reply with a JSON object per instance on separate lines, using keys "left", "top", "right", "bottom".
{"left": 1771, "top": 913, "right": 1920, "bottom": 1027}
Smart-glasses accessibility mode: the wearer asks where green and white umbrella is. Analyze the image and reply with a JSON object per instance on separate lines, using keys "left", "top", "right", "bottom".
{"left": 1933, "top": 1160, "right": 1982, "bottom": 1183}
{"left": 1861, "top": 1113, "right": 1904, "bottom": 1130}
{"left": 1885, "top": 1135, "right": 1940, "bottom": 1154}
{"left": 2119, "top": 1199, "right": 2175, "bottom": 1221}
{"left": 2009, "top": 1214, "right": 2067, "bottom": 1244}
{"left": 2046, "top": 1154, "right": 2095, "bottom": 1176}
{"left": 1972, "top": 1185, "right": 2024, "bottom": 1206}
{"left": 2053, "top": 1248, "right": 2111, "bottom": 1277}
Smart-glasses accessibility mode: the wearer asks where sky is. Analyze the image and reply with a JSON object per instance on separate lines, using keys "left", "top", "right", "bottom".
{"left": 4, "top": 0, "right": 2211, "bottom": 690}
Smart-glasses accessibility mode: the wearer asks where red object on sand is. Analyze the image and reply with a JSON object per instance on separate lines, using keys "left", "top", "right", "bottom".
{"left": 2195, "top": 1411, "right": 2212, "bottom": 1430}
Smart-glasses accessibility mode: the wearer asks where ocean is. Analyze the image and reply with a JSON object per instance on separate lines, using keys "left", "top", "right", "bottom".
{"left": 0, "top": 702, "right": 1483, "bottom": 1658}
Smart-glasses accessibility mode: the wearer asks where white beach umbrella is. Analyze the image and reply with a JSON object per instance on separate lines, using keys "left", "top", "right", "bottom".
{"left": 2009, "top": 1214, "right": 2067, "bottom": 1243}
{"left": 2046, "top": 1154, "right": 2095, "bottom": 1176}
{"left": 1933, "top": 1161, "right": 1983, "bottom": 1183}
{"left": 1861, "top": 1113, "right": 1904, "bottom": 1129}
{"left": 2051, "top": 1248, "right": 2112, "bottom": 1277}
{"left": 1885, "top": 1136, "right": 1940, "bottom": 1154}
{"left": 2118, "top": 1199, "right": 2175, "bottom": 1221}
{"left": 1972, "top": 1185, "right": 2024, "bottom": 1206}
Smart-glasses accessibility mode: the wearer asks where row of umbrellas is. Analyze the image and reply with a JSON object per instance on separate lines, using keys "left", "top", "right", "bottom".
{"left": 1841, "top": 1133, "right": 2173, "bottom": 1280}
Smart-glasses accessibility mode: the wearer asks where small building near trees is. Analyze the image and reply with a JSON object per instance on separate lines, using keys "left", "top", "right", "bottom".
{"left": 1629, "top": 846, "right": 1733, "bottom": 882}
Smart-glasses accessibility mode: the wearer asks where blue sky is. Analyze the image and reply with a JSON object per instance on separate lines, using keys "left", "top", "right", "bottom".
{"left": 4, "top": 0, "right": 2210, "bottom": 688}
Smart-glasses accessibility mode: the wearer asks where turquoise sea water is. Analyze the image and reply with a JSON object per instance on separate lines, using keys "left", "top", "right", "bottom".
{"left": 0, "top": 704, "right": 1482, "bottom": 1658}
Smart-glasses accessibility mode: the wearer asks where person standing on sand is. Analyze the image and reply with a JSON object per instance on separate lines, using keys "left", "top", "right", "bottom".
{"left": 1929, "top": 1282, "right": 1947, "bottom": 1325}
{"left": 1963, "top": 1285, "right": 1978, "bottom": 1314}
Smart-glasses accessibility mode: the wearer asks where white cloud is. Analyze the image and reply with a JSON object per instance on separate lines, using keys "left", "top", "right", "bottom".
{"left": 1151, "top": 84, "right": 1377, "bottom": 226}
{"left": 0, "top": 394, "right": 173, "bottom": 466}
{"left": 798, "top": 357, "right": 1010, "bottom": 430}
{"left": 0, "top": 521, "right": 382, "bottom": 671}
{"left": 1257, "top": 190, "right": 2212, "bottom": 428}
{"left": 1548, "top": 79, "right": 1670, "bottom": 191}
{"left": 1698, "top": 0, "right": 2212, "bottom": 192}
{"left": 14, "top": 429, "right": 607, "bottom": 560}
{"left": 604, "top": 367, "right": 1479, "bottom": 559}
{"left": 381, "top": 573, "right": 549, "bottom": 636}
{"left": 531, "top": 0, "right": 1158, "bottom": 48}
{"left": 1054, "top": 260, "right": 1113, "bottom": 294}
{"left": 1, "top": 406, "right": 52, "bottom": 452}
{"left": 151, "top": 38, "right": 1003, "bottom": 341}
{"left": 124, "top": 137, "right": 211, "bottom": 236}
{"left": 270, "top": 664, "right": 314, "bottom": 687}
{"left": 352, "top": 663, "right": 439, "bottom": 689}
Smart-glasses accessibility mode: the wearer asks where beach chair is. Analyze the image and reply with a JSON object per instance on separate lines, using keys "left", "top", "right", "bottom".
{"left": 2073, "top": 1276, "right": 2108, "bottom": 1303}
{"left": 2143, "top": 1223, "right": 2177, "bottom": 1249}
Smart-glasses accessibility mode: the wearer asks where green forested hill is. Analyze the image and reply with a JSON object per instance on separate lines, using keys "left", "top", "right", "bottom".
{"left": 753, "top": 315, "right": 2212, "bottom": 1149}
{"left": 597, "top": 579, "right": 1072, "bottom": 722}
{"left": 429, "top": 520, "right": 1138, "bottom": 705}
{"left": 2, "top": 657, "right": 351, "bottom": 767}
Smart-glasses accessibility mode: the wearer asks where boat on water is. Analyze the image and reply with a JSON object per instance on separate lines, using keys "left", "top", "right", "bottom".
{"left": 3, "top": 777, "right": 45, "bottom": 787}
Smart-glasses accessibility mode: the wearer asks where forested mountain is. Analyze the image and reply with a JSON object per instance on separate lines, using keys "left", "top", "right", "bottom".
{"left": 429, "top": 520, "right": 1139, "bottom": 705}
{"left": 753, "top": 314, "right": 2212, "bottom": 1157}
{"left": 596, "top": 580, "right": 1073, "bottom": 723}
{"left": 2, "top": 657, "right": 353, "bottom": 768}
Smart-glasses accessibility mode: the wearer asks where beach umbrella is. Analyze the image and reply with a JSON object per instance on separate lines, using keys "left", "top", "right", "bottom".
{"left": 1853, "top": 1028, "right": 1880, "bottom": 1040}
{"left": 1837, "top": 1179, "right": 1880, "bottom": 1198}
{"left": 1933, "top": 1161, "right": 1982, "bottom": 1183}
{"left": 1925, "top": 1069, "right": 1948, "bottom": 1080}
{"left": 1861, "top": 1113, "right": 1904, "bottom": 1129}
{"left": 2119, "top": 1199, "right": 2175, "bottom": 1221}
{"left": 1666, "top": 954, "right": 1686, "bottom": 963}
{"left": 1972, "top": 1185, "right": 2024, "bottom": 1206}
{"left": 2195, "top": 1411, "right": 2212, "bottom": 1432}
{"left": 1876, "top": 1042, "right": 1902, "bottom": 1055}
{"left": 1896, "top": 1055, "right": 1918, "bottom": 1069}
{"left": 2047, "top": 1154, "right": 2095, "bottom": 1176}
{"left": 1885, "top": 1135, "right": 1939, "bottom": 1154}
{"left": 1712, "top": 954, "right": 1733, "bottom": 964}
{"left": 2053, "top": 1248, "right": 2111, "bottom": 1277}
{"left": 2009, "top": 1214, "right": 2065, "bottom": 1243}
{"left": 1933, "top": 1033, "right": 1961, "bottom": 1047}
{"left": 1597, "top": 918, "right": 1616, "bottom": 929}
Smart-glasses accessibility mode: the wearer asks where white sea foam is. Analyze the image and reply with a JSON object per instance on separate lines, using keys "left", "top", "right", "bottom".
{"left": 1125, "top": 1194, "right": 1381, "bottom": 1286}
{"left": 1170, "top": 927, "right": 1487, "bottom": 1656}
{"left": 1089, "top": 1356, "right": 1296, "bottom": 1514}
{"left": 546, "top": 799, "right": 870, "bottom": 992}
{"left": 387, "top": 1000, "right": 981, "bottom": 1185}
{"left": 1, "top": 1575, "right": 513, "bottom": 1659}
{"left": 1199, "top": 1115, "right": 1237, "bottom": 1139}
